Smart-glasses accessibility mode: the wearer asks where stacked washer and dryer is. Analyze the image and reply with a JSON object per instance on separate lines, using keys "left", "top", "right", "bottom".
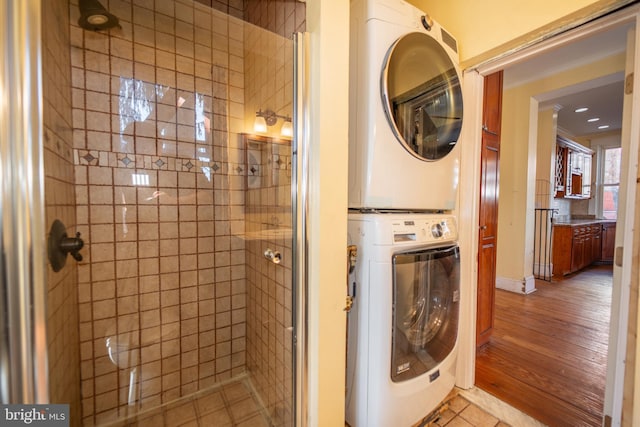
{"left": 346, "top": 0, "right": 464, "bottom": 426}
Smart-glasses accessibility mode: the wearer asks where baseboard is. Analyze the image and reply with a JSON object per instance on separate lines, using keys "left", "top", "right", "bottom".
{"left": 523, "top": 275, "right": 536, "bottom": 294}
{"left": 496, "top": 275, "right": 537, "bottom": 294}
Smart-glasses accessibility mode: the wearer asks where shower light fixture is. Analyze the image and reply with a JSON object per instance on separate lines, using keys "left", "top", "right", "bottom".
{"left": 254, "top": 115, "right": 268, "bottom": 133}
{"left": 78, "top": 0, "right": 120, "bottom": 31}
{"left": 280, "top": 119, "right": 293, "bottom": 137}
{"left": 254, "top": 109, "right": 292, "bottom": 137}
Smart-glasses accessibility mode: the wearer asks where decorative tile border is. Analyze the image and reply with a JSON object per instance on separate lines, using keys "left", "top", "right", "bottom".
{"left": 74, "top": 148, "right": 246, "bottom": 175}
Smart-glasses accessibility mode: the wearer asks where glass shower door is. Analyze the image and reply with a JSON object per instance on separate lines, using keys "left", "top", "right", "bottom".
{"left": 2, "top": 1, "right": 305, "bottom": 426}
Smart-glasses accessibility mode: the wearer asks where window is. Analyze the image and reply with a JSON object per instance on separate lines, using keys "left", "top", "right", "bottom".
{"left": 602, "top": 147, "right": 621, "bottom": 220}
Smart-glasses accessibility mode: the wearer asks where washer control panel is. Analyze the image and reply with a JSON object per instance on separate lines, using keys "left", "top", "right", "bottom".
{"left": 388, "top": 215, "right": 457, "bottom": 244}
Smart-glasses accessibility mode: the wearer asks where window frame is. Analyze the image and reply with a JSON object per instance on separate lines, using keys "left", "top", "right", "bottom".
{"left": 597, "top": 145, "right": 622, "bottom": 220}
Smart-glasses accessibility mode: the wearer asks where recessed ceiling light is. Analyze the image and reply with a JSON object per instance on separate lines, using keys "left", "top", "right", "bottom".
{"left": 587, "top": 118, "right": 600, "bottom": 122}
{"left": 575, "top": 107, "right": 589, "bottom": 113}
{"left": 598, "top": 125, "right": 610, "bottom": 130}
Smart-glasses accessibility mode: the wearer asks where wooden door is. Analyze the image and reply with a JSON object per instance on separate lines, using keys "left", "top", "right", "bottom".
{"left": 476, "top": 71, "right": 503, "bottom": 348}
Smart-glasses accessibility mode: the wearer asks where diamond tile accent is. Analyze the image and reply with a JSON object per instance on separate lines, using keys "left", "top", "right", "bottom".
{"left": 155, "top": 159, "right": 165, "bottom": 167}
{"left": 212, "top": 163, "right": 220, "bottom": 172}
{"left": 185, "top": 161, "right": 194, "bottom": 170}
{"left": 120, "top": 156, "right": 132, "bottom": 166}
{"left": 82, "top": 153, "right": 96, "bottom": 163}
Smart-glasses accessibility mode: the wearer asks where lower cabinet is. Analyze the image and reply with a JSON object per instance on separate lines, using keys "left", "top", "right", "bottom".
{"left": 601, "top": 223, "right": 617, "bottom": 262}
{"left": 592, "top": 225, "right": 602, "bottom": 262}
{"left": 553, "top": 222, "right": 613, "bottom": 277}
{"left": 569, "top": 227, "right": 585, "bottom": 273}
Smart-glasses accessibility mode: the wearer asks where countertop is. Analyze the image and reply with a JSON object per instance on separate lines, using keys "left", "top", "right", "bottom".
{"left": 553, "top": 218, "right": 616, "bottom": 226}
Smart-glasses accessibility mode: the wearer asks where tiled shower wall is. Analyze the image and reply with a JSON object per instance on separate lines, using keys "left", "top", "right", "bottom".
{"left": 70, "top": 0, "right": 248, "bottom": 424}
{"left": 43, "top": 0, "right": 82, "bottom": 424}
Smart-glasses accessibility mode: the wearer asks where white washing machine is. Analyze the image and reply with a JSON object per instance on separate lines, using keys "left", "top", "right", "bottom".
{"left": 349, "top": 0, "right": 464, "bottom": 211}
{"left": 346, "top": 213, "right": 460, "bottom": 427}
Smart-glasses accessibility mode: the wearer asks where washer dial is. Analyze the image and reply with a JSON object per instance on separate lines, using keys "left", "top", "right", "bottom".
{"left": 431, "top": 223, "right": 443, "bottom": 238}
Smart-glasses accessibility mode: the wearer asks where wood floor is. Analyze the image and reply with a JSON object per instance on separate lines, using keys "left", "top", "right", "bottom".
{"left": 475, "top": 265, "right": 613, "bottom": 427}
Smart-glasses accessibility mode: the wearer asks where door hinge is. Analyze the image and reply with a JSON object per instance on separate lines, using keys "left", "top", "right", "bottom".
{"left": 625, "top": 72, "right": 633, "bottom": 95}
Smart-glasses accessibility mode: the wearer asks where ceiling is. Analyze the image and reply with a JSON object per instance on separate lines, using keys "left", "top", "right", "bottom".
{"left": 502, "top": 22, "right": 631, "bottom": 138}
{"left": 549, "top": 81, "right": 624, "bottom": 137}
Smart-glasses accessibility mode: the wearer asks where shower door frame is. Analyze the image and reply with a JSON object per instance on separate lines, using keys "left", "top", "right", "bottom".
{"left": 293, "top": 31, "right": 310, "bottom": 427}
{"left": 0, "top": 0, "right": 49, "bottom": 404}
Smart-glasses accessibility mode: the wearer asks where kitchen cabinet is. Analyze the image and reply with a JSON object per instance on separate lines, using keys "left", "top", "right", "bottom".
{"left": 554, "top": 136, "right": 594, "bottom": 199}
{"left": 601, "top": 222, "right": 616, "bottom": 262}
{"left": 553, "top": 221, "right": 610, "bottom": 277}
{"left": 592, "top": 224, "right": 602, "bottom": 262}
{"left": 569, "top": 226, "right": 585, "bottom": 273}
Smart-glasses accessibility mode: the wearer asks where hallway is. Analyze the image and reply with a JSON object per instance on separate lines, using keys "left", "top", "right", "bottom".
{"left": 475, "top": 265, "right": 612, "bottom": 426}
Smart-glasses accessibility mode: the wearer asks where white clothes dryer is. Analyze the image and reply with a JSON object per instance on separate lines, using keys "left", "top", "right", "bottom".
{"left": 346, "top": 213, "right": 460, "bottom": 427}
{"left": 349, "top": 0, "right": 464, "bottom": 211}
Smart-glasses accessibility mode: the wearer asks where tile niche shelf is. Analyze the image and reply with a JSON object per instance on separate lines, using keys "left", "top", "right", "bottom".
{"left": 554, "top": 135, "right": 594, "bottom": 199}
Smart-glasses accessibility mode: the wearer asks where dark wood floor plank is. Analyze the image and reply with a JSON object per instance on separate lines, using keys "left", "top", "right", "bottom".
{"left": 476, "top": 265, "right": 612, "bottom": 427}
{"left": 476, "top": 362, "right": 600, "bottom": 427}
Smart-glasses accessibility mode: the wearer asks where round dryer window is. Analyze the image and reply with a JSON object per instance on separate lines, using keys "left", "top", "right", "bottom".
{"left": 382, "top": 32, "right": 463, "bottom": 161}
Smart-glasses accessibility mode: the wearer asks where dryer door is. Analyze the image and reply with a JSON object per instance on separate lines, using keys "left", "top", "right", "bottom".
{"left": 391, "top": 244, "right": 460, "bottom": 382}
{"left": 382, "top": 32, "right": 463, "bottom": 161}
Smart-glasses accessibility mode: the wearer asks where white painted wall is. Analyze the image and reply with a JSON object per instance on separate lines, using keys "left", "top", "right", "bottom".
{"left": 407, "top": 0, "right": 630, "bottom": 66}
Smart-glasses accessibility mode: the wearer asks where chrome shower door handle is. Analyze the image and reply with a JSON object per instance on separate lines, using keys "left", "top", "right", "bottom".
{"left": 264, "top": 248, "right": 282, "bottom": 264}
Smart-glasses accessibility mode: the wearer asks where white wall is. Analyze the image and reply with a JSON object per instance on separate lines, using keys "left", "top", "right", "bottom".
{"left": 407, "top": 0, "right": 630, "bottom": 66}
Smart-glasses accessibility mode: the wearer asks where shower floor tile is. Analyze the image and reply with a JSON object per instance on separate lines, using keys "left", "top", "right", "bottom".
{"left": 103, "top": 376, "right": 272, "bottom": 427}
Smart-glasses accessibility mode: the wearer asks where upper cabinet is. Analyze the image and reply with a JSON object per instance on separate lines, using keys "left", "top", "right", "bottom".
{"left": 554, "top": 136, "right": 594, "bottom": 199}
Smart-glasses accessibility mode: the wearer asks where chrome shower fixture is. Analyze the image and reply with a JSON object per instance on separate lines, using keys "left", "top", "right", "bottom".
{"left": 78, "top": 0, "right": 120, "bottom": 31}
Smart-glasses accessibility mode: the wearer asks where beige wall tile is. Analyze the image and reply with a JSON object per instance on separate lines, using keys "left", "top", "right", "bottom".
{"left": 68, "top": 1, "right": 301, "bottom": 423}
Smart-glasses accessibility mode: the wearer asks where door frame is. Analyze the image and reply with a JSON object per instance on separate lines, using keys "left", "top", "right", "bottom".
{"left": 456, "top": 5, "right": 640, "bottom": 426}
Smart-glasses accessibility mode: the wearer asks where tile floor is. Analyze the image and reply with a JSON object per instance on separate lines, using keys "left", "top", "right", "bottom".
{"left": 103, "top": 376, "right": 273, "bottom": 427}
{"left": 103, "top": 379, "right": 542, "bottom": 427}
{"left": 429, "top": 392, "right": 510, "bottom": 427}
{"left": 423, "top": 387, "right": 545, "bottom": 427}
